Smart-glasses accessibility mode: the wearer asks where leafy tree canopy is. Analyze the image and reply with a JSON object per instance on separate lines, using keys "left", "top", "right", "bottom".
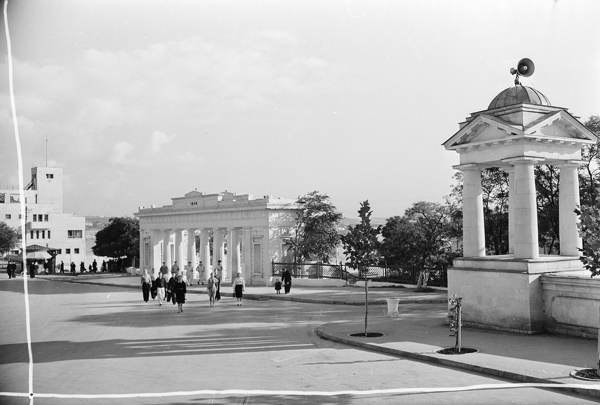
{"left": 577, "top": 201, "right": 600, "bottom": 277}
{"left": 286, "top": 191, "right": 343, "bottom": 263}
{"left": 341, "top": 200, "right": 381, "bottom": 275}
{"left": 0, "top": 221, "right": 19, "bottom": 256}
{"left": 92, "top": 217, "right": 139, "bottom": 262}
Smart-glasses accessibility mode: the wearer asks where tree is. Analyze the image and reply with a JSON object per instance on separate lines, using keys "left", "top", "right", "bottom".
{"left": 92, "top": 217, "right": 140, "bottom": 268}
{"left": 284, "top": 191, "right": 343, "bottom": 264}
{"left": 535, "top": 165, "right": 560, "bottom": 254}
{"left": 341, "top": 201, "right": 381, "bottom": 336}
{"left": 380, "top": 202, "right": 458, "bottom": 289}
{"left": 0, "top": 221, "right": 19, "bottom": 256}
{"left": 580, "top": 115, "right": 600, "bottom": 207}
{"left": 577, "top": 201, "right": 600, "bottom": 277}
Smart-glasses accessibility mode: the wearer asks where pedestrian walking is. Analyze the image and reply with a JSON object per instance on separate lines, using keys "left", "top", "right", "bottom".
{"left": 80, "top": 262, "right": 86, "bottom": 273}
{"left": 215, "top": 271, "right": 221, "bottom": 302}
{"left": 156, "top": 272, "right": 166, "bottom": 306}
{"left": 233, "top": 271, "right": 245, "bottom": 306}
{"left": 60, "top": 261, "right": 64, "bottom": 274}
{"left": 171, "top": 261, "right": 179, "bottom": 275}
{"left": 167, "top": 272, "right": 177, "bottom": 306}
{"left": 197, "top": 261, "right": 205, "bottom": 285}
{"left": 174, "top": 274, "right": 187, "bottom": 313}
{"left": 140, "top": 269, "right": 151, "bottom": 302}
{"left": 6, "top": 260, "right": 12, "bottom": 279}
{"left": 150, "top": 273, "right": 158, "bottom": 300}
{"left": 207, "top": 273, "right": 217, "bottom": 307}
{"left": 92, "top": 259, "right": 98, "bottom": 273}
{"left": 29, "top": 261, "right": 36, "bottom": 279}
{"left": 281, "top": 268, "right": 292, "bottom": 294}
{"left": 70, "top": 262, "right": 76, "bottom": 274}
{"left": 159, "top": 262, "right": 169, "bottom": 276}
{"left": 215, "top": 260, "right": 223, "bottom": 279}
{"left": 274, "top": 278, "right": 282, "bottom": 294}
{"left": 184, "top": 261, "right": 193, "bottom": 286}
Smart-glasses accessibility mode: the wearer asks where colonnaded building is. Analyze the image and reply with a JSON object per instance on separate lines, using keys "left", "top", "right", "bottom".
{"left": 135, "top": 191, "right": 300, "bottom": 285}
{"left": 0, "top": 166, "right": 87, "bottom": 268}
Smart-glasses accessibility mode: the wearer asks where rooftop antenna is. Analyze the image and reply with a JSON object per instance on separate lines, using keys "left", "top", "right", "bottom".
{"left": 510, "top": 58, "right": 535, "bottom": 86}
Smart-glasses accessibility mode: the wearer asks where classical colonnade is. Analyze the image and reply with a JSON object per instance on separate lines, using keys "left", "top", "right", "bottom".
{"left": 141, "top": 227, "right": 253, "bottom": 282}
{"left": 458, "top": 160, "right": 581, "bottom": 259}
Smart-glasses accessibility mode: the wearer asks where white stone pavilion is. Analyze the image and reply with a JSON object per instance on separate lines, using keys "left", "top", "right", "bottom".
{"left": 443, "top": 84, "right": 598, "bottom": 333}
{"left": 135, "top": 191, "right": 299, "bottom": 285}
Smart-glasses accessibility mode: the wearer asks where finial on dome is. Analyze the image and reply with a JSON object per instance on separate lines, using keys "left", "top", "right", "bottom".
{"left": 509, "top": 58, "right": 535, "bottom": 86}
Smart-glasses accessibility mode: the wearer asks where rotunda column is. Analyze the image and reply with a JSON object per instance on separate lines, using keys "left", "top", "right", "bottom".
{"left": 242, "top": 227, "right": 252, "bottom": 282}
{"left": 559, "top": 162, "right": 582, "bottom": 256}
{"left": 506, "top": 157, "right": 540, "bottom": 259}
{"left": 174, "top": 229, "right": 183, "bottom": 269}
{"left": 457, "top": 164, "right": 485, "bottom": 257}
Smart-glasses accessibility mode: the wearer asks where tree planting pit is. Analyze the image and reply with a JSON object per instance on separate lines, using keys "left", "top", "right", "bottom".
{"left": 436, "top": 347, "right": 478, "bottom": 355}
{"left": 349, "top": 332, "right": 384, "bottom": 338}
{"left": 571, "top": 368, "right": 600, "bottom": 381}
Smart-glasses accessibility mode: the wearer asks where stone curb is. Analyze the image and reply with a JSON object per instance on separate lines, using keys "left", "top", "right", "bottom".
{"left": 314, "top": 325, "right": 600, "bottom": 400}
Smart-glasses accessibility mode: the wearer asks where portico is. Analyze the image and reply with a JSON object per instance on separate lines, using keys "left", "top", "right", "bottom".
{"left": 135, "top": 191, "right": 299, "bottom": 285}
{"left": 443, "top": 84, "right": 598, "bottom": 333}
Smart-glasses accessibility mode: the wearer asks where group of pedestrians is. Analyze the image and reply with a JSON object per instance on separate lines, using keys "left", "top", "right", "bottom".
{"left": 141, "top": 269, "right": 188, "bottom": 312}
{"left": 140, "top": 267, "right": 247, "bottom": 309}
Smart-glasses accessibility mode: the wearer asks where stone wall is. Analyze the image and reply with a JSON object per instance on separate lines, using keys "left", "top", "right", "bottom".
{"left": 541, "top": 273, "right": 600, "bottom": 338}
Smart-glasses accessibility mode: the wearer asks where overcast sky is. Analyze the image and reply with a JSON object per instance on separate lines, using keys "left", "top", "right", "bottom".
{"left": 1, "top": 0, "right": 599, "bottom": 219}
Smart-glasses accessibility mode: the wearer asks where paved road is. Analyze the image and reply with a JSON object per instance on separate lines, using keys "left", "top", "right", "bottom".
{"left": 0, "top": 278, "right": 597, "bottom": 404}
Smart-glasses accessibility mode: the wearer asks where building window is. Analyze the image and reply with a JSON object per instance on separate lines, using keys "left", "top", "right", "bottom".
{"left": 44, "top": 214, "right": 49, "bottom": 221}
{"left": 30, "top": 230, "right": 34, "bottom": 239}
{"left": 35, "top": 230, "right": 39, "bottom": 239}
{"left": 18, "top": 214, "right": 21, "bottom": 219}
{"left": 74, "top": 248, "right": 79, "bottom": 254}
{"left": 57, "top": 249, "right": 62, "bottom": 254}
{"left": 32, "top": 214, "right": 37, "bottom": 222}
{"left": 41, "top": 230, "right": 45, "bottom": 239}
{"left": 46, "top": 174, "right": 54, "bottom": 179}
{"left": 5, "top": 214, "right": 10, "bottom": 220}
{"left": 48, "top": 230, "right": 51, "bottom": 239}
{"left": 10, "top": 195, "right": 19, "bottom": 203}
{"left": 0, "top": 194, "right": 4, "bottom": 203}
{"left": 191, "top": 201, "right": 198, "bottom": 206}
{"left": 66, "top": 248, "right": 71, "bottom": 254}
{"left": 68, "top": 230, "right": 83, "bottom": 238}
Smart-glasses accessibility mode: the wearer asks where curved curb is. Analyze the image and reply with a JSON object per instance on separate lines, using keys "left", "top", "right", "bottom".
{"left": 315, "top": 324, "right": 600, "bottom": 400}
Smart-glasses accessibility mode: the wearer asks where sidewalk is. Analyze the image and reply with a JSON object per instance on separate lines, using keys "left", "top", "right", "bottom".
{"left": 39, "top": 273, "right": 600, "bottom": 399}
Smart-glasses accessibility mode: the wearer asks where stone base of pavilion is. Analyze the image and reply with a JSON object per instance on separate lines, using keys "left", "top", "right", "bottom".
{"left": 448, "top": 255, "right": 587, "bottom": 334}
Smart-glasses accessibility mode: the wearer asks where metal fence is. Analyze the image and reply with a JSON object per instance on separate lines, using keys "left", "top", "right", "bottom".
{"left": 271, "top": 261, "right": 448, "bottom": 287}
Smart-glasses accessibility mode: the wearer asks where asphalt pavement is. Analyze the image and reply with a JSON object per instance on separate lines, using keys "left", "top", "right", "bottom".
{"left": 31, "top": 272, "right": 600, "bottom": 399}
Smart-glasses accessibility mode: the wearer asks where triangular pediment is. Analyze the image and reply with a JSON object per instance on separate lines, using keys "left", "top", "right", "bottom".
{"left": 524, "top": 109, "right": 598, "bottom": 141}
{"left": 443, "top": 114, "right": 523, "bottom": 149}
{"left": 444, "top": 110, "right": 598, "bottom": 151}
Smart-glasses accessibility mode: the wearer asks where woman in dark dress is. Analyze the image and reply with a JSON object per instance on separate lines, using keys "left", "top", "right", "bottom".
{"left": 281, "top": 268, "right": 292, "bottom": 294}
{"left": 150, "top": 274, "right": 158, "bottom": 300}
{"left": 174, "top": 274, "right": 187, "bottom": 313}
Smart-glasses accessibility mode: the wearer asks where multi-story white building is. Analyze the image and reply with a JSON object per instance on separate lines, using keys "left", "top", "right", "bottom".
{"left": 0, "top": 166, "right": 86, "bottom": 270}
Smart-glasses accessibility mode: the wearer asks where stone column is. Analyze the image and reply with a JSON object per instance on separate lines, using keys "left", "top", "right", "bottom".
{"left": 212, "top": 228, "right": 224, "bottom": 275}
{"left": 506, "top": 167, "right": 516, "bottom": 255}
{"left": 162, "top": 230, "right": 172, "bottom": 268}
{"left": 242, "top": 227, "right": 252, "bottom": 281}
{"left": 199, "top": 228, "right": 210, "bottom": 282}
{"left": 227, "top": 228, "right": 241, "bottom": 281}
{"left": 559, "top": 162, "right": 582, "bottom": 256}
{"left": 458, "top": 165, "right": 485, "bottom": 257}
{"left": 187, "top": 228, "right": 197, "bottom": 278}
{"left": 510, "top": 158, "right": 540, "bottom": 259}
{"left": 139, "top": 229, "right": 145, "bottom": 271}
{"left": 174, "top": 229, "right": 183, "bottom": 269}
{"left": 152, "top": 230, "right": 162, "bottom": 275}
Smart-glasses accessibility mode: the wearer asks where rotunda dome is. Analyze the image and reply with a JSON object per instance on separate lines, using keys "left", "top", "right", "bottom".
{"left": 488, "top": 85, "right": 551, "bottom": 110}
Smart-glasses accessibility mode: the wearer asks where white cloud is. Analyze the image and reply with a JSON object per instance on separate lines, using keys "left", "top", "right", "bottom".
{"left": 150, "top": 131, "right": 174, "bottom": 154}
{"left": 112, "top": 141, "right": 135, "bottom": 164}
